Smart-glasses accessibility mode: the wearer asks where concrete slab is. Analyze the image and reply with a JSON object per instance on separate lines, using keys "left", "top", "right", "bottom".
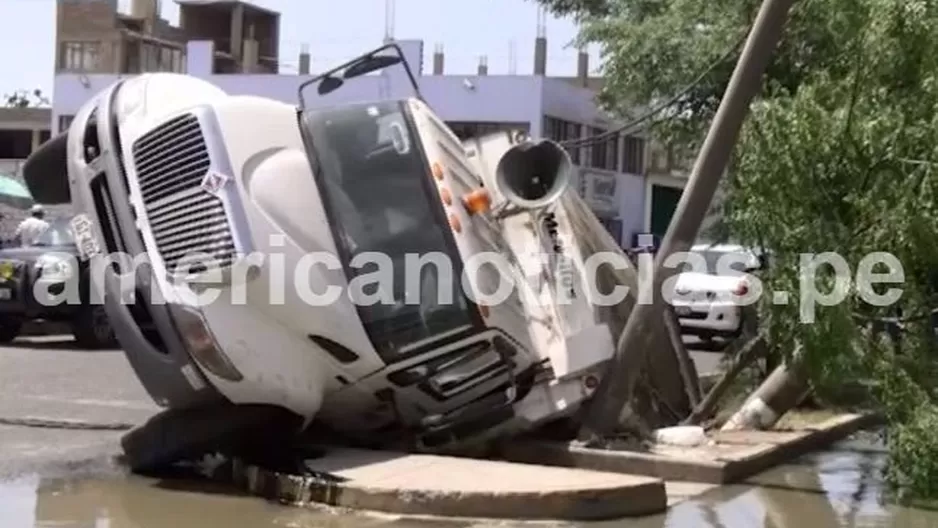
{"left": 665, "top": 481, "right": 719, "bottom": 506}
{"left": 499, "top": 413, "right": 881, "bottom": 485}
{"left": 230, "top": 447, "right": 667, "bottom": 521}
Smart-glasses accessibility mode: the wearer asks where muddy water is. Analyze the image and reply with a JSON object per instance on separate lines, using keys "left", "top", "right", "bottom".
{"left": 3, "top": 436, "right": 935, "bottom": 528}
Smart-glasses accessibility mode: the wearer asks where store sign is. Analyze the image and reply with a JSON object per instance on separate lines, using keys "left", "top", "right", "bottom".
{"left": 580, "top": 169, "right": 619, "bottom": 214}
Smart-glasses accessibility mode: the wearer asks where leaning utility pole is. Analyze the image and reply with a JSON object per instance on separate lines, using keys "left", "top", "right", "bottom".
{"left": 579, "top": 0, "right": 798, "bottom": 440}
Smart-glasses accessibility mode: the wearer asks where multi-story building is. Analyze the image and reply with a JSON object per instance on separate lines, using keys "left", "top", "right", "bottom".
{"left": 51, "top": 0, "right": 691, "bottom": 247}
{"left": 0, "top": 107, "right": 74, "bottom": 234}
{"left": 54, "top": 0, "right": 279, "bottom": 131}
{"left": 0, "top": 107, "right": 51, "bottom": 177}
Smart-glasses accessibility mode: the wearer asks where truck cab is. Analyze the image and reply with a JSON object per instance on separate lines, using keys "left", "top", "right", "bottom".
{"left": 22, "top": 45, "right": 617, "bottom": 458}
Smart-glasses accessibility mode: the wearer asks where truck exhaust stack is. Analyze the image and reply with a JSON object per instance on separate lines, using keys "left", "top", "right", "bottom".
{"left": 494, "top": 138, "right": 572, "bottom": 210}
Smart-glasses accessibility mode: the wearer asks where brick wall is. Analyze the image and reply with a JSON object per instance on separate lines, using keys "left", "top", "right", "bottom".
{"left": 56, "top": 0, "right": 122, "bottom": 73}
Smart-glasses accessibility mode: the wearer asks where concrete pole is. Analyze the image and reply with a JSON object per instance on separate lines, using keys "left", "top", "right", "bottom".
{"left": 578, "top": 0, "right": 797, "bottom": 440}
{"left": 230, "top": 3, "right": 244, "bottom": 63}
{"left": 720, "top": 358, "right": 811, "bottom": 430}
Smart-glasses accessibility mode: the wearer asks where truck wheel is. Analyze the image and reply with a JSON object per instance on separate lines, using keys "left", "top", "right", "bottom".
{"left": 120, "top": 404, "right": 302, "bottom": 474}
{"left": 71, "top": 305, "right": 117, "bottom": 349}
{"left": 0, "top": 321, "right": 22, "bottom": 343}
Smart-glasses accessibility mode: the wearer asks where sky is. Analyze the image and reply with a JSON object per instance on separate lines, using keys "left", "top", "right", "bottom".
{"left": 0, "top": 0, "right": 597, "bottom": 100}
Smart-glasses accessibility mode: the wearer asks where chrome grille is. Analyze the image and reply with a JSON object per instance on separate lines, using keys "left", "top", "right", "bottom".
{"left": 131, "top": 113, "right": 236, "bottom": 272}
{"left": 387, "top": 336, "right": 518, "bottom": 401}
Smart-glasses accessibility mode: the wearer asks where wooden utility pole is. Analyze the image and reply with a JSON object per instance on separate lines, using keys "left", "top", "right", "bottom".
{"left": 578, "top": 0, "right": 798, "bottom": 440}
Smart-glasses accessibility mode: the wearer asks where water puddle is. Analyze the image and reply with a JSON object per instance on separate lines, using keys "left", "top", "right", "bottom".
{"left": 616, "top": 437, "right": 938, "bottom": 528}
{"left": 0, "top": 436, "right": 933, "bottom": 527}
{"left": 1, "top": 474, "right": 479, "bottom": 528}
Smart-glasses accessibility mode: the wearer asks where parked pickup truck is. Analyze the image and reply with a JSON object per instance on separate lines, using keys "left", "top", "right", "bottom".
{"left": 0, "top": 216, "right": 116, "bottom": 348}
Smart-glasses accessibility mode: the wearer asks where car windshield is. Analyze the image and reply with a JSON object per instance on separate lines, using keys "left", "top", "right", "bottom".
{"left": 32, "top": 219, "right": 75, "bottom": 247}
{"left": 686, "top": 245, "right": 760, "bottom": 274}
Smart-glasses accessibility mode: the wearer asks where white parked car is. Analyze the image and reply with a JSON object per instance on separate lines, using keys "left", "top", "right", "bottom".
{"left": 671, "top": 244, "right": 763, "bottom": 344}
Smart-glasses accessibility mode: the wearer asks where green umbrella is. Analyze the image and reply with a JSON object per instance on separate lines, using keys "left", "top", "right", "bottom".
{"left": 0, "top": 173, "right": 34, "bottom": 209}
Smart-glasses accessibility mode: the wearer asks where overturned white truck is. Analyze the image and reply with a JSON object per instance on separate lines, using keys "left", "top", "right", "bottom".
{"left": 25, "top": 45, "right": 624, "bottom": 470}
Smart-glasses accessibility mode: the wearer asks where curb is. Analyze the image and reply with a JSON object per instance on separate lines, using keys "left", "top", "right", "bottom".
{"left": 0, "top": 415, "right": 134, "bottom": 431}
{"left": 228, "top": 447, "right": 668, "bottom": 521}
{"left": 499, "top": 412, "right": 881, "bottom": 484}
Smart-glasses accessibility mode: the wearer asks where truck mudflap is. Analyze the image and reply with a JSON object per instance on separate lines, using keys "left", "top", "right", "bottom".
{"left": 67, "top": 80, "right": 223, "bottom": 410}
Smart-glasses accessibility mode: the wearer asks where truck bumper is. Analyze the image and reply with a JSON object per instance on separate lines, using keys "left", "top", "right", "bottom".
{"left": 66, "top": 80, "right": 224, "bottom": 410}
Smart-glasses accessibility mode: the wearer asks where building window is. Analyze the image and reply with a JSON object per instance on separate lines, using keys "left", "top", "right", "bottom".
{"left": 588, "top": 127, "right": 608, "bottom": 170}
{"left": 159, "top": 46, "right": 173, "bottom": 71}
{"left": 622, "top": 135, "right": 646, "bottom": 174}
{"left": 135, "top": 43, "right": 185, "bottom": 73}
{"left": 446, "top": 122, "right": 529, "bottom": 141}
{"left": 604, "top": 132, "right": 619, "bottom": 172}
{"left": 586, "top": 127, "right": 620, "bottom": 171}
{"left": 61, "top": 41, "right": 100, "bottom": 72}
{"left": 564, "top": 121, "right": 582, "bottom": 164}
{"left": 58, "top": 115, "right": 75, "bottom": 134}
{"left": 172, "top": 48, "right": 185, "bottom": 73}
{"left": 543, "top": 116, "right": 581, "bottom": 164}
{"left": 142, "top": 43, "right": 159, "bottom": 71}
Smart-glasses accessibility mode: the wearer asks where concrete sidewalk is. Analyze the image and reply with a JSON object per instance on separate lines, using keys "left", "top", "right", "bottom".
{"left": 233, "top": 447, "right": 668, "bottom": 520}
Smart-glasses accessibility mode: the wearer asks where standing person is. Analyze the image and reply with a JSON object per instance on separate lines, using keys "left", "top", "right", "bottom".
{"left": 15, "top": 205, "right": 50, "bottom": 247}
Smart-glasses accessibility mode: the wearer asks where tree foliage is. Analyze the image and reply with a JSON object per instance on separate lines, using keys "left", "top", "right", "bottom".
{"left": 3, "top": 89, "right": 50, "bottom": 108}
{"left": 538, "top": 0, "right": 938, "bottom": 498}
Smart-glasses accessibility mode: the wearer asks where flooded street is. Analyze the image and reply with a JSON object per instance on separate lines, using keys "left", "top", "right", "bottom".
{"left": 0, "top": 434, "right": 933, "bottom": 527}
{"left": 0, "top": 339, "right": 928, "bottom": 527}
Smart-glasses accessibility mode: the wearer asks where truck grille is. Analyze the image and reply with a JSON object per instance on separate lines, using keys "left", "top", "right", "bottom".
{"left": 131, "top": 113, "right": 236, "bottom": 273}
{"left": 387, "top": 335, "right": 518, "bottom": 402}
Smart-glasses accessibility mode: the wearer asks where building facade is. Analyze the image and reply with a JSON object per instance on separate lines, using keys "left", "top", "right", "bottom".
{"left": 0, "top": 107, "right": 51, "bottom": 177}
{"left": 0, "top": 107, "right": 74, "bottom": 235}
{"left": 52, "top": 0, "right": 689, "bottom": 247}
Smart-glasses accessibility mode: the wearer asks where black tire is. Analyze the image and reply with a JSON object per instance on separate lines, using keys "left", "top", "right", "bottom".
{"left": 71, "top": 304, "right": 117, "bottom": 349}
{"left": 0, "top": 320, "right": 21, "bottom": 343}
{"left": 120, "top": 404, "right": 302, "bottom": 474}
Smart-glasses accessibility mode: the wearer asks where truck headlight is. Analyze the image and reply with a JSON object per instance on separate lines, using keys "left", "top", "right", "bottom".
{"left": 36, "top": 254, "right": 76, "bottom": 283}
{"left": 168, "top": 303, "right": 243, "bottom": 382}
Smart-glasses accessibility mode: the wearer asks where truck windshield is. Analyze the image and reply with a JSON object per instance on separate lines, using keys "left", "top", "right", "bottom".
{"left": 300, "top": 101, "right": 475, "bottom": 362}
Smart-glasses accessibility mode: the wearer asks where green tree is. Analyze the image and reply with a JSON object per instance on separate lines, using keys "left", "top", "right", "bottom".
{"left": 537, "top": 0, "right": 938, "bottom": 498}
{"left": 4, "top": 89, "right": 50, "bottom": 108}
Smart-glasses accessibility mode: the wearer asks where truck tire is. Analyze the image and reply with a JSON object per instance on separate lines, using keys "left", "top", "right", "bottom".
{"left": 0, "top": 320, "right": 21, "bottom": 343}
{"left": 71, "top": 305, "right": 117, "bottom": 349}
{"left": 120, "top": 404, "right": 302, "bottom": 474}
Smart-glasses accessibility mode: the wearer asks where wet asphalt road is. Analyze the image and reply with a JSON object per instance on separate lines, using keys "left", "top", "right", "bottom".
{"left": 0, "top": 334, "right": 724, "bottom": 482}
{"left": 3, "top": 336, "right": 925, "bottom": 527}
{"left": 0, "top": 336, "right": 156, "bottom": 480}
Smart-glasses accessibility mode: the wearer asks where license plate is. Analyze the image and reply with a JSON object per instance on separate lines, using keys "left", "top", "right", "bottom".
{"left": 70, "top": 213, "right": 101, "bottom": 261}
{"left": 674, "top": 305, "right": 693, "bottom": 317}
{"left": 0, "top": 289, "right": 12, "bottom": 300}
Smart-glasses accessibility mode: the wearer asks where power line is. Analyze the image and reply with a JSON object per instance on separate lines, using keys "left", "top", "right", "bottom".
{"left": 560, "top": 32, "right": 748, "bottom": 148}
